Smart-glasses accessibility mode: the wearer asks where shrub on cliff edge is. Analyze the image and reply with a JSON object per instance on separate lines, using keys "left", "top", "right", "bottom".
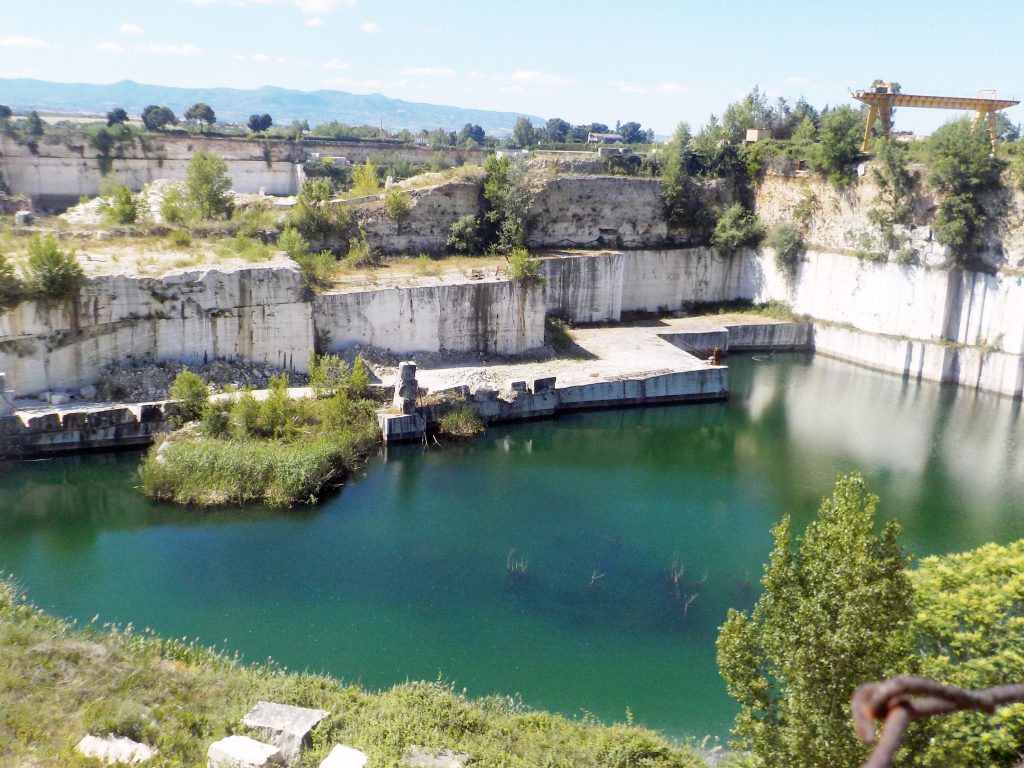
{"left": 22, "top": 234, "right": 84, "bottom": 304}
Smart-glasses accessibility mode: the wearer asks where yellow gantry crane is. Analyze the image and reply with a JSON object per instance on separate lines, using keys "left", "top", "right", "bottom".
{"left": 851, "top": 83, "right": 1019, "bottom": 151}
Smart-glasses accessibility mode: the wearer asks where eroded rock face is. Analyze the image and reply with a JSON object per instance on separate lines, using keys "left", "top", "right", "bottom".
{"left": 75, "top": 734, "right": 157, "bottom": 765}
{"left": 207, "top": 735, "right": 284, "bottom": 768}
{"left": 241, "top": 701, "right": 330, "bottom": 764}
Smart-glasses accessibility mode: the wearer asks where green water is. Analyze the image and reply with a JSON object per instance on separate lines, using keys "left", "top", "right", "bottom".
{"left": 1, "top": 353, "right": 1023, "bottom": 740}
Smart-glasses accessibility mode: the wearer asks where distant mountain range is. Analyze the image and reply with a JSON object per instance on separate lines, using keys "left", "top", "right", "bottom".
{"left": 0, "top": 78, "right": 544, "bottom": 135}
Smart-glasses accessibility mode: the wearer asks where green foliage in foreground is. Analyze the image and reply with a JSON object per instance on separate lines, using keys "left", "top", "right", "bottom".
{"left": 910, "top": 540, "right": 1024, "bottom": 768}
{"left": 142, "top": 369, "right": 379, "bottom": 506}
{"left": 506, "top": 247, "right": 546, "bottom": 287}
{"left": 717, "top": 473, "right": 914, "bottom": 768}
{"left": 168, "top": 369, "right": 209, "bottom": 425}
{"left": 0, "top": 580, "right": 710, "bottom": 768}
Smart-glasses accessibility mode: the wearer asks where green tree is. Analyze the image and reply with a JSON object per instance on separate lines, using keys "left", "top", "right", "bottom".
{"left": 717, "top": 472, "right": 914, "bottom": 768}
{"left": 811, "top": 105, "right": 865, "bottom": 185}
{"left": 350, "top": 159, "right": 380, "bottom": 197}
{"left": 0, "top": 104, "right": 11, "bottom": 129}
{"left": 544, "top": 117, "right": 570, "bottom": 143}
{"left": 458, "top": 123, "right": 486, "bottom": 145}
{"left": 0, "top": 250, "right": 23, "bottom": 311}
{"left": 721, "top": 86, "right": 772, "bottom": 144}
{"left": 911, "top": 540, "right": 1024, "bottom": 768}
{"left": 710, "top": 203, "right": 764, "bottom": 257}
{"left": 184, "top": 103, "right": 215, "bottom": 133}
{"left": 866, "top": 137, "right": 917, "bottom": 260}
{"left": 927, "top": 117, "right": 1004, "bottom": 266}
{"left": 384, "top": 189, "right": 412, "bottom": 228}
{"left": 764, "top": 220, "right": 804, "bottom": 280}
{"left": 184, "top": 149, "right": 233, "bottom": 220}
{"left": 482, "top": 154, "right": 532, "bottom": 251}
{"left": 141, "top": 105, "right": 176, "bottom": 131}
{"left": 22, "top": 234, "right": 84, "bottom": 304}
{"left": 99, "top": 180, "right": 140, "bottom": 225}
{"left": 25, "top": 110, "right": 44, "bottom": 137}
{"left": 288, "top": 178, "right": 349, "bottom": 240}
{"left": 616, "top": 121, "right": 648, "bottom": 144}
{"left": 446, "top": 214, "right": 485, "bottom": 255}
{"left": 169, "top": 369, "right": 209, "bottom": 425}
{"left": 248, "top": 113, "right": 273, "bottom": 133}
{"left": 660, "top": 123, "right": 698, "bottom": 229}
{"left": 511, "top": 116, "right": 536, "bottom": 148}
{"left": 106, "top": 108, "right": 129, "bottom": 127}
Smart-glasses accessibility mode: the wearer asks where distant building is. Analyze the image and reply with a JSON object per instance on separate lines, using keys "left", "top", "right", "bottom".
{"left": 496, "top": 149, "right": 530, "bottom": 160}
{"left": 744, "top": 128, "right": 771, "bottom": 145}
{"left": 587, "top": 132, "right": 624, "bottom": 144}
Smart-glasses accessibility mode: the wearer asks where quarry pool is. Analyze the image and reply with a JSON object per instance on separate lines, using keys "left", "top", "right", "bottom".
{"left": 1, "top": 353, "right": 1023, "bottom": 741}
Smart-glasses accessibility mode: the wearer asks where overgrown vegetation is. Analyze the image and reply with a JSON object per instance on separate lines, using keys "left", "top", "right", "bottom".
{"left": 710, "top": 204, "right": 764, "bottom": 257}
{"left": 384, "top": 189, "right": 412, "bottom": 228}
{"left": 506, "top": 247, "right": 546, "bottom": 287}
{"left": 482, "top": 155, "right": 533, "bottom": 252}
{"left": 288, "top": 178, "right": 350, "bottom": 241}
{"left": 764, "top": 221, "right": 804, "bottom": 280}
{"left": 0, "top": 250, "right": 22, "bottom": 311}
{"left": 98, "top": 179, "right": 141, "bottom": 226}
{"left": 0, "top": 577, "right": 709, "bottom": 767}
{"left": 438, "top": 406, "right": 485, "bottom": 438}
{"left": 142, "top": 361, "right": 378, "bottom": 507}
{"left": 861, "top": 137, "right": 918, "bottom": 264}
{"left": 22, "top": 234, "right": 84, "bottom": 304}
{"left": 184, "top": 149, "right": 233, "bottom": 220}
{"left": 168, "top": 369, "right": 209, "bottom": 425}
{"left": 928, "top": 118, "right": 1006, "bottom": 267}
{"left": 350, "top": 158, "right": 380, "bottom": 197}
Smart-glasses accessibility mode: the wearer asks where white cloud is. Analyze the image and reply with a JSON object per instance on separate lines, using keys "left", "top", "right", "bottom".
{"left": 323, "top": 57, "right": 351, "bottom": 70}
{"left": 360, "top": 21, "right": 379, "bottom": 33}
{"left": 119, "top": 22, "right": 146, "bottom": 35}
{"left": 657, "top": 82, "right": 687, "bottom": 94}
{"left": 467, "top": 70, "right": 485, "bottom": 80}
{"left": 295, "top": 0, "right": 356, "bottom": 12}
{"left": 401, "top": 67, "right": 456, "bottom": 77}
{"left": 497, "top": 70, "right": 574, "bottom": 86}
{"left": 136, "top": 43, "right": 203, "bottom": 56}
{"left": 97, "top": 42, "right": 125, "bottom": 54}
{"left": 328, "top": 77, "right": 406, "bottom": 90}
{"left": 785, "top": 75, "right": 810, "bottom": 85}
{"left": 306, "top": 16, "right": 324, "bottom": 26}
{"left": 0, "top": 36, "right": 47, "bottom": 49}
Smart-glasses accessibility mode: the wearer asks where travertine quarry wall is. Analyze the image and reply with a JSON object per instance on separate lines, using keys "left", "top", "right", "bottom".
{"left": 314, "top": 279, "right": 545, "bottom": 356}
{"left": 355, "top": 181, "right": 481, "bottom": 255}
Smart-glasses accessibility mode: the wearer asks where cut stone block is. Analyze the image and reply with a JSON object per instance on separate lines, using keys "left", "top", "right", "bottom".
{"left": 208, "top": 735, "right": 284, "bottom": 768}
{"left": 402, "top": 746, "right": 472, "bottom": 768}
{"left": 319, "top": 744, "right": 369, "bottom": 768}
{"left": 75, "top": 734, "right": 157, "bottom": 764}
{"left": 242, "top": 701, "right": 330, "bottom": 764}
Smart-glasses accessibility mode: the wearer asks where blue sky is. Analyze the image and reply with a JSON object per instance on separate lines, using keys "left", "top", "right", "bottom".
{"left": 2, "top": 0, "right": 1022, "bottom": 135}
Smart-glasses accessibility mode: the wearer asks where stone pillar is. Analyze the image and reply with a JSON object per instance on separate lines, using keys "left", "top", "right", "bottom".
{"left": 393, "top": 361, "right": 418, "bottom": 415}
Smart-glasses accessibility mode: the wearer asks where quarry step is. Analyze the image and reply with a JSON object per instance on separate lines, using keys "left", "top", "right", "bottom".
{"left": 242, "top": 701, "right": 330, "bottom": 764}
{"left": 208, "top": 735, "right": 284, "bottom": 768}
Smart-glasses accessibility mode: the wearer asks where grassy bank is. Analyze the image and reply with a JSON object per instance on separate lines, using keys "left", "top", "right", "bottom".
{"left": 0, "top": 580, "right": 712, "bottom": 768}
{"left": 140, "top": 363, "right": 381, "bottom": 507}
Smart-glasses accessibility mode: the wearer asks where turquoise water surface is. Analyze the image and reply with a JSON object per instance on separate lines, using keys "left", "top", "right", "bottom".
{"left": 1, "top": 353, "right": 1022, "bottom": 740}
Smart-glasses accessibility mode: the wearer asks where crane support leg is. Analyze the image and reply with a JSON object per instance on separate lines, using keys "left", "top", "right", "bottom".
{"left": 862, "top": 104, "right": 879, "bottom": 151}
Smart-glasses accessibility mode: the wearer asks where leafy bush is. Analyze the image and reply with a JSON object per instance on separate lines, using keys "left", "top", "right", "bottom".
{"left": 169, "top": 369, "right": 209, "bottom": 425}
{"left": 483, "top": 154, "right": 532, "bottom": 252}
{"left": 232, "top": 200, "right": 277, "bottom": 236}
{"left": 99, "top": 181, "right": 140, "bottom": 225}
{"left": 167, "top": 229, "right": 192, "bottom": 248}
{"left": 348, "top": 357, "right": 371, "bottom": 399}
{"left": 297, "top": 251, "right": 337, "bottom": 290}
{"left": 810, "top": 105, "right": 864, "bottom": 186}
{"left": 438, "top": 407, "right": 485, "bottom": 438}
{"left": 911, "top": 540, "right": 1024, "bottom": 767}
{"left": 22, "top": 234, "right": 84, "bottom": 303}
{"left": 279, "top": 225, "right": 309, "bottom": 261}
{"left": 446, "top": 214, "right": 485, "bottom": 255}
{"left": 0, "top": 250, "right": 23, "bottom": 311}
{"left": 506, "top": 247, "right": 546, "bottom": 287}
{"left": 350, "top": 159, "right": 380, "bottom": 197}
{"left": 308, "top": 352, "right": 350, "bottom": 398}
{"left": 288, "top": 178, "right": 349, "bottom": 240}
{"left": 184, "top": 149, "right": 233, "bottom": 220}
{"left": 215, "top": 234, "right": 273, "bottom": 263}
{"left": 344, "top": 231, "right": 379, "bottom": 268}
{"left": 764, "top": 221, "right": 804, "bottom": 279}
{"left": 199, "top": 402, "right": 230, "bottom": 438}
{"left": 160, "top": 185, "right": 187, "bottom": 225}
{"left": 710, "top": 204, "right": 764, "bottom": 257}
{"left": 384, "top": 189, "right": 412, "bottom": 226}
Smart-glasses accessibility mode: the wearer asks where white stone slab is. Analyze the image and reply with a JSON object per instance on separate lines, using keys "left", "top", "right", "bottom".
{"left": 242, "top": 701, "right": 330, "bottom": 763}
{"left": 75, "top": 734, "right": 157, "bottom": 764}
{"left": 319, "top": 744, "right": 369, "bottom": 768}
{"left": 208, "top": 735, "right": 284, "bottom": 768}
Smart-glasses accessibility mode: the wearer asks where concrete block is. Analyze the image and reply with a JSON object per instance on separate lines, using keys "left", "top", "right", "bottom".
{"left": 379, "top": 412, "right": 426, "bottom": 442}
{"left": 402, "top": 746, "right": 472, "bottom": 768}
{"left": 319, "top": 744, "right": 368, "bottom": 768}
{"left": 75, "top": 734, "right": 157, "bottom": 764}
{"left": 532, "top": 376, "right": 556, "bottom": 393}
{"left": 507, "top": 380, "right": 527, "bottom": 392}
{"left": 472, "top": 388, "right": 498, "bottom": 402}
{"left": 242, "top": 701, "right": 329, "bottom": 764}
{"left": 14, "top": 210, "right": 32, "bottom": 226}
{"left": 208, "top": 735, "right": 284, "bottom": 768}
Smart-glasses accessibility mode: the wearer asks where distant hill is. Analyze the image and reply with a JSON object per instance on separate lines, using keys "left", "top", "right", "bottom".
{"left": 0, "top": 78, "right": 544, "bottom": 135}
